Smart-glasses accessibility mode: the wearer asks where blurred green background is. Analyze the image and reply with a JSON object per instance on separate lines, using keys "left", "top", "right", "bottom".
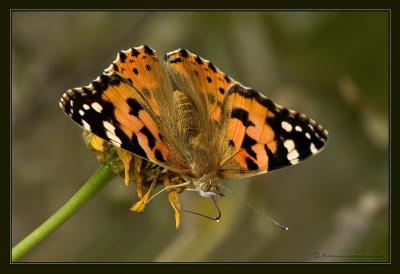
{"left": 11, "top": 11, "right": 389, "bottom": 262}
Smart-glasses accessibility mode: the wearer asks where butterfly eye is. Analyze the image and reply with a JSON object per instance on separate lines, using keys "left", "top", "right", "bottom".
{"left": 209, "top": 184, "right": 225, "bottom": 197}
{"left": 197, "top": 181, "right": 224, "bottom": 198}
{"left": 199, "top": 181, "right": 211, "bottom": 192}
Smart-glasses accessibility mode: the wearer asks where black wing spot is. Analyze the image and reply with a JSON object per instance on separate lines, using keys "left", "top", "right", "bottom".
{"left": 245, "top": 157, "right": 259, "bottom": 170}
{"left": 206, "top": 76, "right": 212, "bottom": 83}
{"left": 228, "top": 85, "right": 283, "bottom": 116}
{"left": 208, "top": 62, "right": 217, "bottom": 72}
{"left": 264, "top": 140, "right": 291, "bottom": 171}
{"left": 131, "top": 48, "right": 140, "bottom": 57}
{"left": 123, "top": 132, "right": 147, "bottom": 159}
{"left": 112, "top": 63, "right": 119, "bottom": 72}
{"left": 218, "top": 87, "right": 225, "bottom": 95}
{"left": 241, "top": 134, "right": 257, "bottom": 159}
{"left": 81, "top": 87, "right": 92, "bottom": 96}
{"left": 224, "top": 75, "right": 231, "bottom": 83}
{"left": 140, "top": 126, "right": 156, "bottom": 150}
{"left": 195, "top": 55, "right": 203, "bottom": 64}
{"left": 155, "top": 149, "right": 166, "bottom": 162}
{"left": 119, "top": 51, "right": 127, "bottom": 63}
{"left": 101, "top": 100, "right": 117, "bottom": 123}
{"left": 92, "top": 75, "right": 109, "bottom": 93}
{"left": 145, "top": 64, "right": 151, "bottom": 71}
{"left": 231, "top": 108, "right": 255, "bottom": 127}
{"left": 143, "top": 45, "right": 155, "bottom": 55}
{"left": 133, "top": 68, "right": 139, "bottom": 75}
{"left": 127, "top": 98, "right": 143, "bottom": 116}
{"left": 179, "top": 49, "right": 189, "bottom": 58}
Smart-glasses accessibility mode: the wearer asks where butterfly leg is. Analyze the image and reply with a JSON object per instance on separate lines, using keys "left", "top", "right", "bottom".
{"left": 115, "top": 148, "right": 133, "bottom": 186}
{"left": 132, "top": 156, "right": 144, "bottom": 199}
{"left": 130, "top": 172, "right": 161, "bottom": 213}
{"left": 163, "top": 176, "right": 185, "bottom": 229}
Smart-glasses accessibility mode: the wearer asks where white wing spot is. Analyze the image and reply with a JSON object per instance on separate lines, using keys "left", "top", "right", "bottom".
{"left": 83, "top": 104, "right": 90, "bottom": 110}
{"left": 284, "top": 139, "right": 295, "bottom": 151}
{"left": 81, "top": 120, "right": 91, "bottom": 131}
{"left": 79, "top": 109, "right": 85, "bottom": 116}
{"left": 281, "top": 121, "right": 293, "bottom": 132}
{"left": 106, "top": 131, "right": 122, "bottom": 145}
{"left": 284, "top": 139, "right": 299, "bottom": 161}
{"left": 305, "top": 132, "right": 311, "bottom": 139}
{"left": 287, "top": 149, "right": 299, "bottom": 161}
{"left": 308, "top": 124, "right": 314, "bottom": 131}
{"left": 69, "top": 100, "right": 74, "bottom": 107}
{"left": 310, "top": 143, "right": 318, "bottom": 154}
{"left": 103, "top": 121, "right": 115, "bottom": 132}
{"left": 290, "top": 158, "right": 300, "bottom": 165}
{"left": 91, "top": 102, "right": 103, "bottom": 113}
{"left": 295, "top": 125, "right": 302, "bottom": 132}
{"left": 103, "top": 121, "right": 122, "bottom": 144}
{"left": 105, "top": 64, "right": 114, "bottom": 73}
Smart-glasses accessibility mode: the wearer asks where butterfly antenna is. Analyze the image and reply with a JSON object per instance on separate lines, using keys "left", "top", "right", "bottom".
{"left": 220, "top": 185, "right": 289, "bottom": 231}
{"left": 183, "top": 196, "right": 222, "bottom": 222}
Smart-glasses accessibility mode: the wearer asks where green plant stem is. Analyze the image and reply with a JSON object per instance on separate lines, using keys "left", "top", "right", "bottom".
{"left": 12, "top": 165, "right": 116, "bottom": 262}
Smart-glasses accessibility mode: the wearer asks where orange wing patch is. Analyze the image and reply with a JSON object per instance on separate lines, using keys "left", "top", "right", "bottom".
{"left": 221, "top": 85, "right": 277, "bottom": 173}
{"left": 105, "top": 45, "right": 163, "bottom": 116}
{"left": 165, "top": 49, "right": 238, "bottom": 122}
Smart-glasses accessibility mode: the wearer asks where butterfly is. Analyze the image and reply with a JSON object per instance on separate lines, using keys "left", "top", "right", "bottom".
{"left": 59, "top": 45, "right": 328, "bottom": 200}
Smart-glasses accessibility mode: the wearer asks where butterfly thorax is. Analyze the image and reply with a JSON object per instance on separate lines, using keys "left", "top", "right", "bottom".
{"left": 173, "top": 89, "right": 220, "bottom": 180}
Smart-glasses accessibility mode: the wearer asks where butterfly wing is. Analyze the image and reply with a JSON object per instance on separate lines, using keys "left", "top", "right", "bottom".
{"left": 164, "top": 49, "right": 240, "bottom": 168}
{"left": 59, "top": 46, "right": 189, "bottom": 175}
{"left": 104, "top": 45, "right": 172, "bottom": 118}
{"left": 217, "top": 84, "right": 328, "bottom": 179}
{"left": 165, "top": 48, "right": 328, "bottom": 179}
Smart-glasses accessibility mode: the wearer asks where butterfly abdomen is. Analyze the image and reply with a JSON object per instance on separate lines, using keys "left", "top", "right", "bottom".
{"left": 173, "top": 90, "right": 199, "bottom": 140}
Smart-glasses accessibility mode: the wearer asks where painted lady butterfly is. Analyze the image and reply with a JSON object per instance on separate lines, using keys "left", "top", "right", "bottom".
{"left": 60, "top": 45, "right": 328, "bottom": 207}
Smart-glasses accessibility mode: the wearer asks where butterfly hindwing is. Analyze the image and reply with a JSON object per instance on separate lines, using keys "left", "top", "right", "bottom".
{"left": 217, "top": 84, "right": 328, "bottom": 179}
{"left": 165, "top": 48, "right": 238, "bottom": 122}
